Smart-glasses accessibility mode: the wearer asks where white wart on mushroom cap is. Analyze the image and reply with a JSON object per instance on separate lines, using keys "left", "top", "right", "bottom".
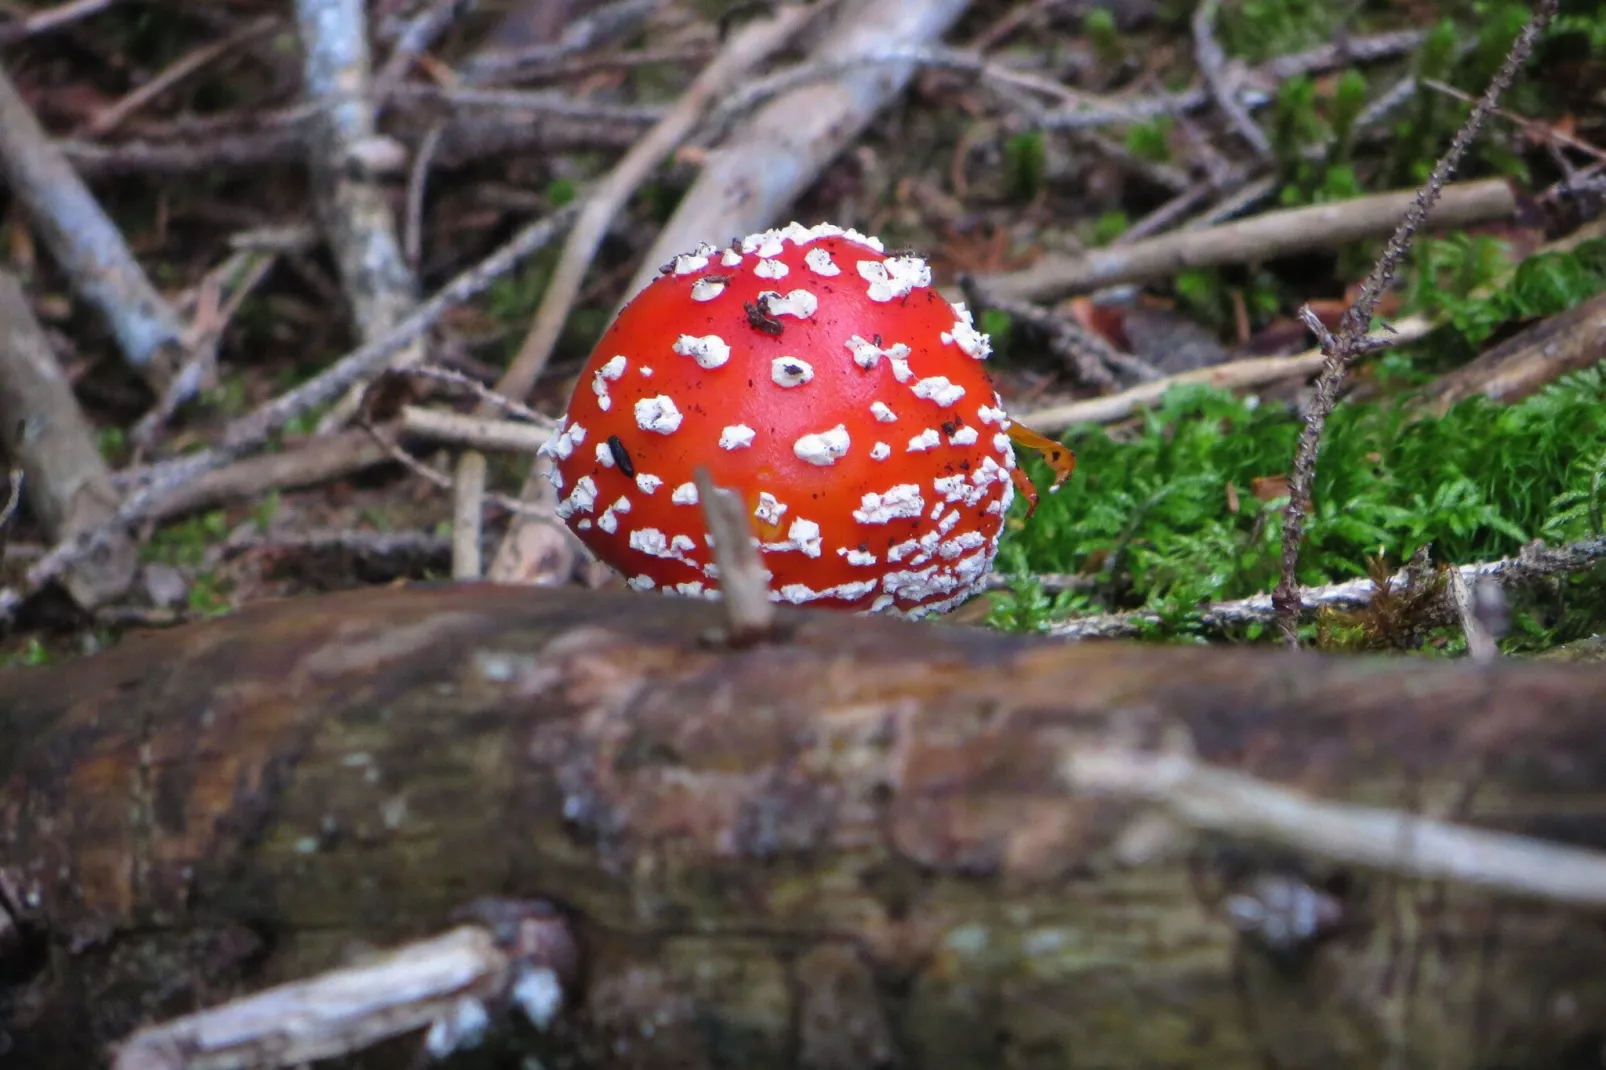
{"left": 542, "top": 221, "right": 1017, "bottom": 618}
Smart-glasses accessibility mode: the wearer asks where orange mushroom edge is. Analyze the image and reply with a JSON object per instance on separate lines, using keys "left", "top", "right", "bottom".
{"left": 538, "top": 221, "right": 1068, "bottom": 620}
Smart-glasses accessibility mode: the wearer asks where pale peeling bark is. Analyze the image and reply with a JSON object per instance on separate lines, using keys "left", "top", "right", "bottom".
{"left": 3, "top": 584, "right": 1606, "bottom": 1068}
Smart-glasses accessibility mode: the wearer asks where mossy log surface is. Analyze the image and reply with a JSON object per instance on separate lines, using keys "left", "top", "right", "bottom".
{"left": 4, "top": 583, "right": 1606, "bottom": 1069}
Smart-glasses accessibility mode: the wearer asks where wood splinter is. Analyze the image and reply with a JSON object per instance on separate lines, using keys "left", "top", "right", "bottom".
{"left": 110, "top": 898, "right": 578, "bottom": 1070}
{"left": 693, "top": 465, "right": 779, "bottom": 645}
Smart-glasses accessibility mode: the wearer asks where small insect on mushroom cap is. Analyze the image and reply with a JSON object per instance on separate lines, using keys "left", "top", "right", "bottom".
{"left": 541, "top": 221, "right": 1033, "bottom": 619}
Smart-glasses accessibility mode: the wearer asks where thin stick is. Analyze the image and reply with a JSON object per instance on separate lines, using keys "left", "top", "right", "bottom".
{"left": 400, "top": 406, "right": 551, "bottom": 453}
{"left": 1014, "top": 315, "right": 1433, "bottom": 433}
{"left": 1191, "top": 0, "right": 1272, "bottom": 160}
{"left": 134, "top": 246, "right": 279, "bottom": 448}
{"left": 1271, "top": 0, "right": 1559, "bottom": 647}
{"left": 0, "top": 0, "right": 120, "bottom": 44}
{"left": 0, "top": 61, "right": 185, "bottom": 392}
{"left": 452, "top": 451, "right": 487, "bottom": 580}
{"left": 0, "top": 467, "right": 20, "bottom": 534}
{"left": 622, "top": 0, "right": 969, "bottom": 304}
{"left": 85, "top": 15, "right": 278, "bottom": 136}
{"left": 1060, "top": 744, "right": 1606, "bottom": 909}
{"left": 694, "top": 467, "right": 777, "bottom": 645}
{"left": 220, "top": 203, "right": 578, "bottom": 454}
{"left": 1046, "top": 532, "right": 1606, "bottom": 641}
{"left": 458, "top": 0, "right": 667, "bottom": 84}
{"left": 1421, "top": 76, "right": 1606, "bottom": 165}
{"left": 977, "top": 179, "right": 1518, "bottom": 303}
{"left": 374, "top": 0, "right": 469, "bottom": 97}
{"left": 404, "top": 123, "right": 446, "bottom": 268}
{"left": 403, "top": 365, "right": 552, "bottom": 426}
{"left": 493, "top": 1, "right": 825, "bottom": 407}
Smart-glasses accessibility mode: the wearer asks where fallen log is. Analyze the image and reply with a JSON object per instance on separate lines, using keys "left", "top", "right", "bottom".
{"left": 3, "top": 582, "right": 1606, "bottom": 1069}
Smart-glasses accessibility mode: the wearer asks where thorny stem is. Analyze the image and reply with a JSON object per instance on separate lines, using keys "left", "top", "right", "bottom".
{"left": 1271, "top": 0, "right": 1559, "bottom": 648}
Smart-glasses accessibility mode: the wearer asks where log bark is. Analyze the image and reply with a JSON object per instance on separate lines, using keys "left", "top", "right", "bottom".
{"left": 4, "top": 583, "right": 1606, "bottom": 1068}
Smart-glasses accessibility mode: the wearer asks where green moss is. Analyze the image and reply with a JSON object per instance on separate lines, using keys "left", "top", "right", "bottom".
{"left": 991, "top": 241, "right": 1606, "bottom": 642}
{"left": 1003, "top": 131, "right": 1048, "bottom": 203}
{"left": 142, "top": 510, "right": 229, "bottom": 569}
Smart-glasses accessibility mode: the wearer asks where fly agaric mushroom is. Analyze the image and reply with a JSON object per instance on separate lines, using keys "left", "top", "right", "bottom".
{"left": 540, "top": 222, "right": 1062, "bottom": 619}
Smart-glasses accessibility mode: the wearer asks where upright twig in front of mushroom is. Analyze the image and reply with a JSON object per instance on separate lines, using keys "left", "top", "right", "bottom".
{"left": 1270, "top": 0, "right": 1559, "bottom": 647}
{"left": 694, "top": 468, "right": 778, "bottom": 646}
{"left": 292, "top": 0, "right": 423, "bottom": 434}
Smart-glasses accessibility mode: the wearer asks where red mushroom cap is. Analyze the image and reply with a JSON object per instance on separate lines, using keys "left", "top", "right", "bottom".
{"left": 540, "top": 222, "right": 1018, "bottom": 619}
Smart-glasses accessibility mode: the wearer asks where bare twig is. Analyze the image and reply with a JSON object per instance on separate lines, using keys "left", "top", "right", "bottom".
{"left": 294, "top": 0, "right": 423, "bottom": 433}
{"left": 1191, "top": 0, "right": 1272, "bottom": 161}
{"left": 958, "top": 280, "right": 1147, "bottom": 390}
{"left": 134, "top": 245, "right": 280, "bottom": 448}
{"left": 1010, "top": 315, "right": 1432, "bottom": 433}
{"left": 453, "top": 451, "right": 487, "bottom": 580}
{"left": 85, "top": 15, "right": 279, "bottom": 136}
{"left": 58, "top": 106, "right": 646, "bottom": 178}
{"left": 404, "top": 364, "right": 551, "bottom": 425}
{"left": 0, "top": 0, "right": 120, "bottom": 44}
{"left": 697, "top": 42, "right": 1094, "bottom": 138}
{"left": 374, "top": 0, "right": 471, "bottom": 96}
{"left": 1272, "top": 0, "right": 1559, "bottom": 647}
{"left": 141, "top": 430, "right": 390, "bottom": 523}
{"left": 694, "top": 467, "right": 776, "bottom": 645}
{"left": 0, "top": 467, "right": 20, "bottom": 540}
{"left": 413, "top": 85, "right": 667, "bottom": 125}
{"left": 494, "top": 0, "right": 826, "bottom": 407}
{"left": 220, "top": 202, "right": 578, "bottom": 456}
{"left": 0, "top": 62, "right": 185, "bottom": 394}
{"left": 1060, "top": 742, "right": 1606, "bottom": 909}
{"left": 626, "top": 0, "right": 972, "bottom": 303}
{"left": 1421, "top": 77, "right": 1606, "bottom": 165}
{"left": 404, "top": 123, "right": 446, "bottom": 268}
{"left": 225, "top": 528, "right": 450, "bottom": 563}
{"left": 978, "top": 179, "right": 1519, "bottom": 303}
{"left": 0, "top": 270, "right": 135, "bottom": 610}
{"left": 401, "top": 406, "right": 551, "bottom": 453}
{"left": 458, "top": 0, "right": 669, "bottom": 84}
{"left": 1045, "top": 532, "right": 1606, "bottom": 641}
